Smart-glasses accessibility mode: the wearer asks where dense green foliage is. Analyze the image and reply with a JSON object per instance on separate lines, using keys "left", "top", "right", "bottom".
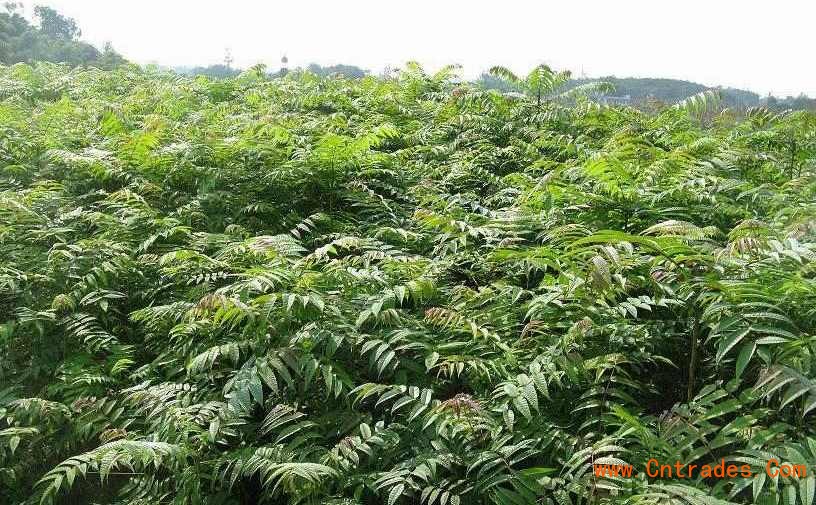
{"left": 2, "top": 61, "right": 816, "bottom": 505}
{"left": 0, "top": 4, "right": 126, "bottom": 69}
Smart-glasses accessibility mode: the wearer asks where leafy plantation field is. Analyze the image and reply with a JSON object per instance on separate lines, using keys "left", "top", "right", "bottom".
{"left": 2, "top": 62, "right": 816, "bottom": 505}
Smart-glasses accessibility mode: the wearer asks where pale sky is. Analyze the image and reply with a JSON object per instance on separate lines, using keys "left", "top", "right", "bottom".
{"left": 16, "top": 0, "right": 816, "bottom": 97}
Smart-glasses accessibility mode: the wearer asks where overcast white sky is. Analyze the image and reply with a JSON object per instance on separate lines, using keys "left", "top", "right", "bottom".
{"left": 16, "top": 0, "right": 816, "bottom": 97}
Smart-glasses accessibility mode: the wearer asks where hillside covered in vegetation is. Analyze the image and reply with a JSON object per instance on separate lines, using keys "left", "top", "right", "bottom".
{"left": 476, "top": 74, "right": 816, "bottom": 111}
{"left": 2, "top": 62, "right": 816, "bottom": 505}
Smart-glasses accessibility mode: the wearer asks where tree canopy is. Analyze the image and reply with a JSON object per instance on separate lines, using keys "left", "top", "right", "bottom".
{"left": 0, "top": 3, "right": 126, "bottom": 69}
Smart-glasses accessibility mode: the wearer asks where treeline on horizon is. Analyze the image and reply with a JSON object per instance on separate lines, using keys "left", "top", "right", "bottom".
{"left": 2, "top": 3, "right": 814, "bottom": 111}
{"left": 175, "top": 63, "right": 816, "bottom": 112}
{"left": 0, "top": 2, "right": 126, "bottom": 70}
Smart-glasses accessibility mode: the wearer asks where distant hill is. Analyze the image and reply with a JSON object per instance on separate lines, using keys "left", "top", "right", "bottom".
{"left": 477, "top": 73, "right": 816, "bottom": 111}
{"left": 572, "top": 77, "right": 761, "bottom": 109}
{"left": 568, "top": 77, "right": 773, "bottom": 110}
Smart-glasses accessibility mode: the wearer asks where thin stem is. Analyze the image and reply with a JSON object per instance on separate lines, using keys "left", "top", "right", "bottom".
{"left": 687, "top": 301, "right": 701, "bottom": 403}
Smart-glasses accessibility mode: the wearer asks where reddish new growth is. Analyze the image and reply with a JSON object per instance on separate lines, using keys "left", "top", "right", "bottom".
{"left": 441, "top": 393, "right": 480, "bottom": 415}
